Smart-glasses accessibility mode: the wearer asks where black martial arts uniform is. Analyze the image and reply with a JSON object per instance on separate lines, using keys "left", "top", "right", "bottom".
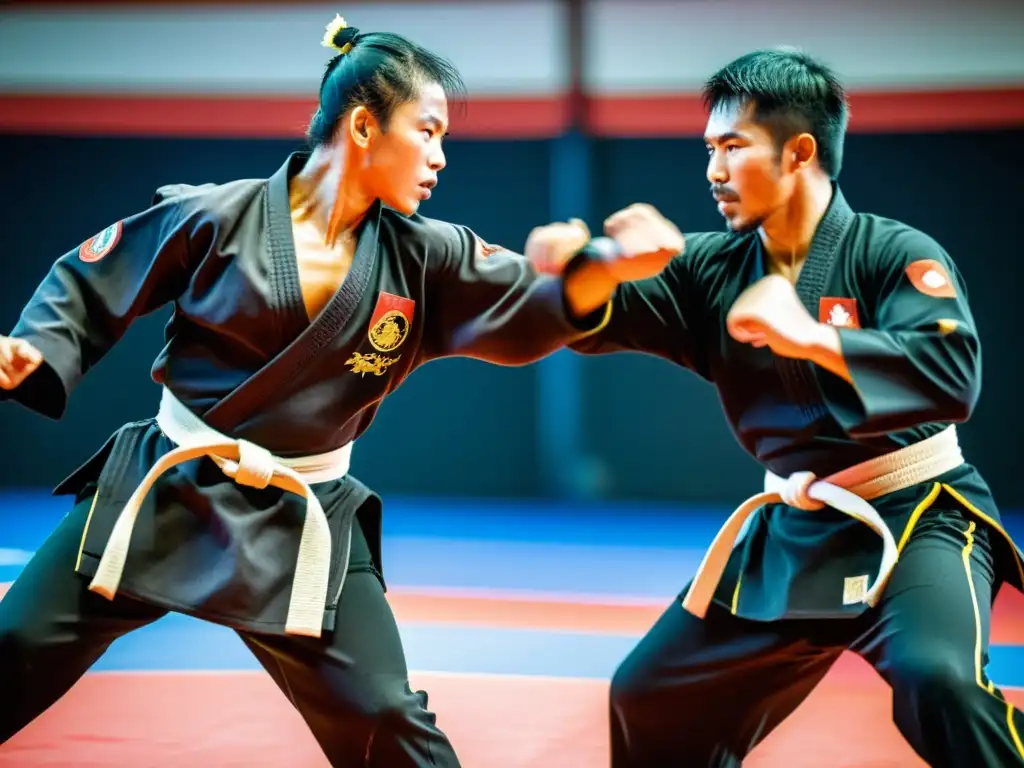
{"left": 0, "top": 152, "right": 610, "bottom": 766}
{"left": 569, "top": 186, "right": 1024, "bottom": 767}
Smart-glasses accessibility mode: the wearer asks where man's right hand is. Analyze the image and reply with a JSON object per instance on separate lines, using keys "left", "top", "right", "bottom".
{"left": 0, "top": 336, "right": 43, "bottom": 390}
{"left": 524, "top": 218, "right": 592, "bottom": 275}
{"left": 556, "top": 203, "right": 685, "bottom": 318}
{"left": 601, "top": 203, "right": 685, "bottom": 282}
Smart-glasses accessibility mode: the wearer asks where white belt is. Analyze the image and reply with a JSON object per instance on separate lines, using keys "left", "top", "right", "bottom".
{"left": 682, "top": 425, "right": 965, "bottom": 618}
{"left": 88, "top": 387, "right": 353, "bottom": 638}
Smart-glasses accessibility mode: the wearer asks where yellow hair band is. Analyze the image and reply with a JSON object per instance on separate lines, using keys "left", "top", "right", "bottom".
{"left": 321, "top": 14, "right": 353, "bottom": 55}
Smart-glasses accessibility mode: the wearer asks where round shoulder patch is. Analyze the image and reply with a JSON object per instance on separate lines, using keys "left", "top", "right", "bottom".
{"left": 905, "top": 259, "right": 956, "bottom": 298}
{"left": 79, "top": 220, "right": 124, "bottom": 263}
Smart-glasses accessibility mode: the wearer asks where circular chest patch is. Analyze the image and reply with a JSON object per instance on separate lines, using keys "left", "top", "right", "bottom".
{"left": 369, "top": 310, "right": 410, "bottom": 352}
{"left": 79, "top": 221, "right": 124, "bottom": 263}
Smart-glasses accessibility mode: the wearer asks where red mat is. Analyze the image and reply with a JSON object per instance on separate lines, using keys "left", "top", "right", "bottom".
{"left": 3, "top": 657, "right": 1022, "bottom": 766}
{"left": 2, "top": 583, "right": 1023, "bottom": 765}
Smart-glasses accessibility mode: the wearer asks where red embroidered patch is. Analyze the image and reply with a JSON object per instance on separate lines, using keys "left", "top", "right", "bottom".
{"left": 78, "top": 221, "right": 123, "bottom": 263}
{"left": 367, "top": 292, "right": 415, "bottom": 353}
{"left": 906, "top": 259, "right": 956, "bottom": 298}
{"left": 469, "top": 231, "right": 505, "bottom": 260}
{"left": 819, "top": 297, "right": 860, "bottom": 329}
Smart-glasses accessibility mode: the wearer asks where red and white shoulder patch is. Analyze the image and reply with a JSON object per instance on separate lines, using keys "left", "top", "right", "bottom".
{"left": 905, "top": 259, "right": 956, "bottom": 298}
{"left": 79, "top": 220, "right": 124, "bottom": 263}
{"left": 471, "top": 232, "right": 505, "bottom": 260}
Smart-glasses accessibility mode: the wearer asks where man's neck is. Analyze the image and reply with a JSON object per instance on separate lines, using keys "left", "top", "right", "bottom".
{"left": 758, "top": 174, "right": 834, "bottom": 275}
{"left": 289, "top": 145, "right": 373, "bottom": 247}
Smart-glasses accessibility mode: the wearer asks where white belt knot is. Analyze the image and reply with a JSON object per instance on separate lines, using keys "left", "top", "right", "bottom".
{"left": 86, "top": 387, "right": 354, "bottom": 638}
{"left": 777, "top": 471, "right": 824, "bottom": 511}
{"left": 223, "top": 440, "right": 276, "bottom": 490}
{"left": 682, "top": 426, "right": 966, "bottom": 620}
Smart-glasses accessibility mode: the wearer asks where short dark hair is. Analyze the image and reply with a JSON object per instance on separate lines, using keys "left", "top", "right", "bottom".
{"left": 702, "top": 48, "right": 849, "bottom": 178}
{"left": 307, "top": 21, "right": 467, "bottom": 146}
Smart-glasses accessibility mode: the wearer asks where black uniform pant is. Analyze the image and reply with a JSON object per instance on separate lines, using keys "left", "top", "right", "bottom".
{"left": 0, "top": 486, "right": 460, "bottom": 767}
{"left": 610, "top": 506, "right": 1024, "bottom": 767}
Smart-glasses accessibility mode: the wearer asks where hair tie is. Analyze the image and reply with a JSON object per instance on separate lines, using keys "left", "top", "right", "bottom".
{"left": 321, "top": 14, "right": 356, "bottom": 55}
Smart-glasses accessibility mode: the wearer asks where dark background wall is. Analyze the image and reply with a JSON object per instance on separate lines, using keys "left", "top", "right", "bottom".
{"left": 1, "top": 130, "right": 1021, "bottom": 506}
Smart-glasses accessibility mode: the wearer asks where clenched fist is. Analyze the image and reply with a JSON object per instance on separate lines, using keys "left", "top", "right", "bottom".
{"left": 525, "top": 218, "right": 592, "bottom": 274}
{"left": 556, "top": 204, "right": 686, "bottom": 317}
{"left": 726, "top": 275, "right": 829, "bottom": 359}
{"left": 0, "top": 336, "right": 43, "bottom": 390}
{"left": 601, "top": 203, "right": 685, "bottom": 282}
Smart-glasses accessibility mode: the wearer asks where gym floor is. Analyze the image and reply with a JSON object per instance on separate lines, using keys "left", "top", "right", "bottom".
{"left": 2, "top": 491, "right": 1022, "bottom": 766}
